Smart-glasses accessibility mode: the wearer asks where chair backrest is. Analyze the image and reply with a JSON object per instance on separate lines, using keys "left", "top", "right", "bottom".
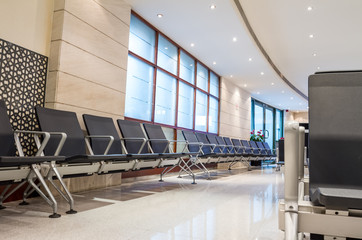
{"left": 117, "top": 119, "right": 148, "bottom": 154}
{"left": 256, "top": 142, "right": 267, "bottom": 155}
{"left": 182, "top": 130, "right": 200, "bottom": 153}
{"left": 143, "top": 123, "right": 169, "bottom": 154}
{"left": 83, "top": 114, "right": 123, "bottom": 155}
{"left": 241, "top": 140, "right": 253, "bottom": 154}
{"left": 231, "top": 139, "right": 243, "bottom": 154}
{"left": 216, "top": 136, "right": 229, "bottom": 153}
{"left": 262, "top": 142, "right": 273, "bottom": 155}
{"left": 223, "top": 137, "right": 235, "bottom": 154}
{"left": 0, "top": 100, "right": 16, "bottom": 156}
{"left": 195, "top": 132, "right": 213, "bottom": 155}
{"left": 249, "top": 141, "right": 260, "bottom": 155}
{"left": 206, "top": 134, "right": 222, "bottom": 153}
{"left": 309, "top": 71, "right": 362, "bottom": 190}
{"left": 36, "top": 107, "right": 86, "bottom": 156}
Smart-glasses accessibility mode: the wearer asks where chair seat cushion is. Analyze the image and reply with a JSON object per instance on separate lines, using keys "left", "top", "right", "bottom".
{"left": 311, "top": 187, "right": 362, "bottom": 210}
{"left": 0, "top": 156, "right": 65, "bottom": 167}
{"left": 65, "top": 154, "right": 132, "bottom": 163}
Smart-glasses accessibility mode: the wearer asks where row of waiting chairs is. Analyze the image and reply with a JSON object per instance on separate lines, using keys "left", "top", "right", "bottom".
{"left": 0, "top": 101, "right": 275, "bottom": 218}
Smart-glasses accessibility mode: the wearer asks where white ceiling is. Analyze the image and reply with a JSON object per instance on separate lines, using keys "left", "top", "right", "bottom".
{"left": 123, "top": 0, "right": 362, "bottom": 111}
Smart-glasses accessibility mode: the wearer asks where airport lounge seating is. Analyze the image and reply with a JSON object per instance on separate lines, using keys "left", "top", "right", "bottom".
{"left": 0, "top": 100, "right": 65, "bottom": 218}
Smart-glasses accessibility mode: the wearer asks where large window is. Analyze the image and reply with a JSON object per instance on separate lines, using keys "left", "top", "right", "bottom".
{"left": 125, "top": 13, "right": 220, "bottom": 134}
{"left": 251, "top": 99, "right": 284, "bottom": 149}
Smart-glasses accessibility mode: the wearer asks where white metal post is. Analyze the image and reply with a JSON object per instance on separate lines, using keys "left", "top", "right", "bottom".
{"left": 298, "top": 127, "right": 305, "bottom": 180}
{"left": 284, "top": 121, "right": 300, "bottom": 240}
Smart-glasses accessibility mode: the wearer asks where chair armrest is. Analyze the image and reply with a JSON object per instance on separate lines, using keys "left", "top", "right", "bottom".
{"left": 186, "top": 141, "right": 204, "bottom": 154}
{"left": 147, "top": 139, "right": 170, "bottom": 153}
{"left": 14, "top": 130, "right": 51, "bottom": 157}
{"left": 85, "top": 135, "right": 114, "bottom": 155}
{"left": 168, "top": 140, "right": 188, "bottom": 153}
{"left": 120, "top": 137, "right": 147, "bottom": 154}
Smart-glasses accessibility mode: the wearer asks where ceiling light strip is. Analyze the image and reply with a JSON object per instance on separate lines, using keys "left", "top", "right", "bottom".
{"left": 233, "top": 0, "right": 308, "bottom": 101}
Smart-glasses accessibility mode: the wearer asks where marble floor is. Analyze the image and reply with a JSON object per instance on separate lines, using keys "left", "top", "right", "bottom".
{"left": 0, "top": 167, "right": 285, "bottom": 240}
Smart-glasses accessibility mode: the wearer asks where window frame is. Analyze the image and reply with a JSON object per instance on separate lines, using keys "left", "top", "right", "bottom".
{"left": 126, "top": 11, "right": 220, "bottom": 135}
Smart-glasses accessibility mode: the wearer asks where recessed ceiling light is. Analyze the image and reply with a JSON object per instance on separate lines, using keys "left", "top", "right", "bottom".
{"left": 232, "top": 37, "right": 237, "bottom": 42}
{"left": 290, "top": 97, "right": 294, "bottom": 100}
{"left": 271, "top": 82, "right": 275, "bottom": 86}
{"left": 297, "top": 111, "right": 300, "bottom": 113}
{"left": 190, "top": 64, "right": 193, "bottom": 67}
{"left": 213, "top": 61, "right": 216, "bottom": 65}
{"left": 210, "top": 4, "right": 216, "bottom": 10}
{"left": 313, "top": 53, "right": 317, "bottom": 57}
{"left": 281, "top": 90, "right": 285, "bottom": 93}
{"left": 307, "top": 106, "right": 310, "bottom": 109}
{"left": 230, "top": 75, "right": 233, "bottom": 78}
{"left": 164, "top": 47, "right": 168, "bottom": 50}
{"left": 248, "top": 58, "right": 252, "bottom": 62}
{"left": 278, "top": 104, "right": 282, "bottom": 106}
{"left": 243, "top": 84, "right": 247, "bottom": 87}
{"left": 309, "top": 34, "right": 314, "bottom": 38}
{"left": 190, "top": 43, "right": 195, "bottom": 47}
{"left": 256, "top": 92, "right": 260, "bottom": 95}
{"left": 317, "top": 66, "right": 320, "bottom": 70}
{"left": 157, "top": 14, "right": 163, "bottom": 18}
{"left": 260, "top": 72, "right": 264, "bottom": 75}
{"left": 307, "top": 6, "right": 313, "bottom": 11}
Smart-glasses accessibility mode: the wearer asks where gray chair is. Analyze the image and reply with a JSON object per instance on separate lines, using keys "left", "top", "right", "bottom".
{"left": 0, "top": 100, "right": 65, "bottom": 218}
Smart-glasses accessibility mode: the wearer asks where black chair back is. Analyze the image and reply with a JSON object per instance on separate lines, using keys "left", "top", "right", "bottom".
{"left": 216, "top": 136, "right": 229, "bottom": 153}
{"left": 117, "top": 119, "right": 148, "bottom": 154}
{"left": 182, "top": 130, "right": 199, "bottom": 153}
{"left": 309, "top": 71, "right": 362, "bottom": 192}
{"left": 0, "top": 100, "right": 16, "bottom": 156}
{"left": 256, "top": 142, "right": 268, "bottom": 155}
{"left": 195, "top": 132, "right": 213, "bottom": 155}
{"left": 143, "top": 123, "right": 169, "bottom": 154}
{"left": 206, "top": 134, "right": 222, "bottom": 153}
{"left": 83, "top": 114, "right": 123, "bottom": 155}
{"left": 223, "top": 137, "right": 236, "bottom": 154}
{"left": 36, "top": 107, "right": 86, "bottom": 156}
{"left": 231, "top": 139, "right": 243, "bottom": 154}
{"left": 263, "top": 142, "right": 273, "bottom": 155}
{"left": 241, "top": 140, "right": 253, "bottom": 154}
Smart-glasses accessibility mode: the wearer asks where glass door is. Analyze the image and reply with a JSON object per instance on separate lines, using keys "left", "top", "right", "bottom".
{"left": 265, "top": 107, "right": 274, "bottom": 148}
{"left": 254, "top": 103, "right": 264, "bottom": 134}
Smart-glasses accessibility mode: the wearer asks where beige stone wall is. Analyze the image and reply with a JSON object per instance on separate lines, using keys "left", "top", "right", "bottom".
{"left": 47, "top": 0, "right": 131, "bottom": 191}
{"left": 0, "top": 0, "right": 54, "bottom": 56}
{"left": 219, "top": 77, "right": 251, "bottom": 139}
{"left": 293, "top": 111, "right": 309, "bottom": 123}
{"left": 218, "top": 78, "right": 252, "bottom": 169}
{"left": 47, "top": 0, "right": 131, "bottom": 128}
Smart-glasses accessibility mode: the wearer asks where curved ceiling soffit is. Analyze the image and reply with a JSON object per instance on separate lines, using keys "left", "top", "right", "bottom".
{"left": 233, "top": 0, "right": 308, "bottom": 101}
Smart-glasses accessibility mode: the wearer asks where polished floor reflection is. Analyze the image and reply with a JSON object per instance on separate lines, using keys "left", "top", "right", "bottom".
{"left": 0, "top": 167, "right": 284, "bottom": 240}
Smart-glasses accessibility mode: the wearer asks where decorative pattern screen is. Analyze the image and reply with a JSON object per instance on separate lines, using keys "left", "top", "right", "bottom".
{"left": 0, "top": 38, "right": 48, "bottom": 156}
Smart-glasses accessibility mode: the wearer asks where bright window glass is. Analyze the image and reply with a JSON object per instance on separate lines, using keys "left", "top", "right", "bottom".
{"left": 129, "top": 15, "right": 155, "bottom": 63}
{"left": 180, "top": 51, "right": 195, "bottom": 84}
{"left": 177, "top": 82, "right": 194, "bottom": 129}
{"left": 154, "top": 70, "right": 177, "bottom": 125}
{"left": 196, "top": 63, "right": 208, "bottom": 91}
{"left": 157, "top": 35, "right": 178, "bottom": 75}
{"left": 265, "top": 108, "right": 274, "bottom": 148}
{"left": 208, "top": 97, "right": 218, "bottom": 133}
{"left": 125, "top": 55, "right": 154, "bottom": 121}
{"left": 275, "top": 109, "right": 283, "bottom": 141}
{"left": 254, "top": 104, "right": 264, "bottom": 133}
{"left": 210, "top": 72, "right": 219, "bottom": 97}
{"left": 195, "top": 90, "right": 208, "bottom": 131}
